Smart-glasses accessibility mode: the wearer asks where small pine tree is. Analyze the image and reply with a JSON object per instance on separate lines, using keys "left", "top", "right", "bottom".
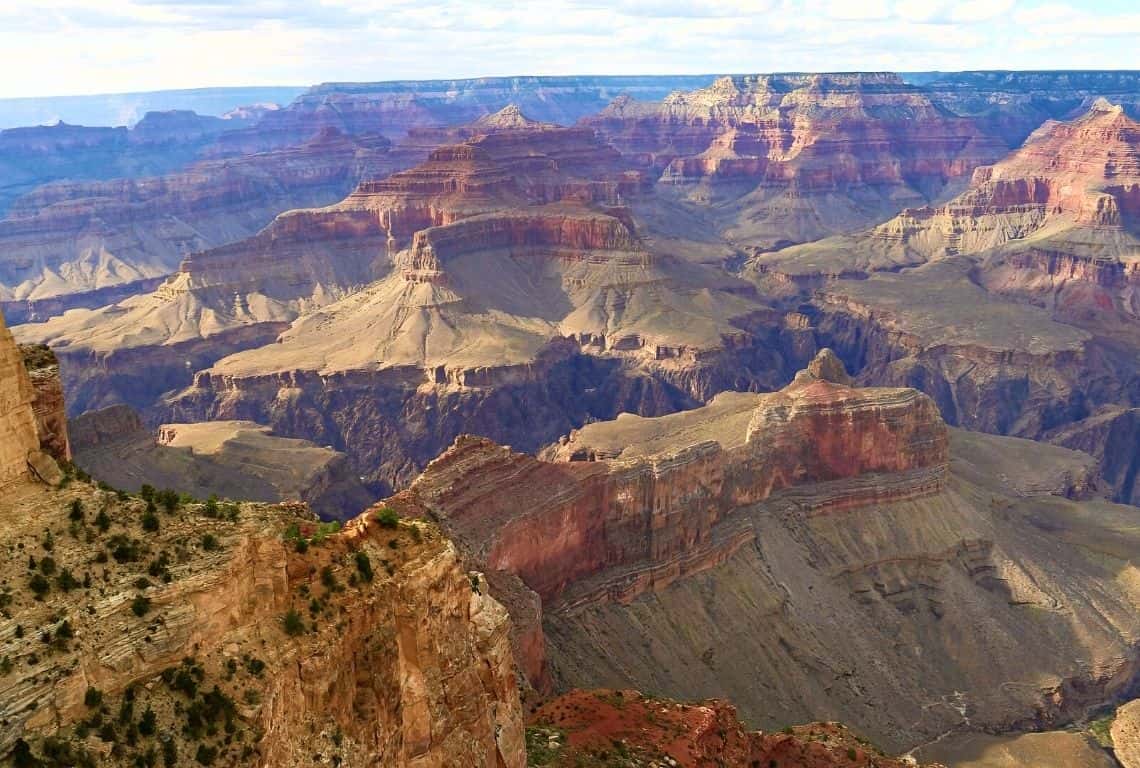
{"left": 142, "top": 509, "right": 160, "bottom": 533}
{"left": 282, "top": 609, "right": 305, "bottom": 636}
{"left": 69, "top": 499, "right": 84, "bottom": 521}
{"left": 95, "top": 509, "right": 111, "bottom": 532}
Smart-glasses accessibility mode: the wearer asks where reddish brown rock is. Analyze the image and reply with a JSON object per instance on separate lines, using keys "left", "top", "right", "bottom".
{"left": 0, "top": 128, "right": 398, "bottom": 322}
{"left": 586, "top": 73, "right": 1007, "bottom": 247}
{"left": 18, "top": 343, "right": 70, "bottom": 462}
{"left": 529, "top": 690, "right": 942, "bottom": 768}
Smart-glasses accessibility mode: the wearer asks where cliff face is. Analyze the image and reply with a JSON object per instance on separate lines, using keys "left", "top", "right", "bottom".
{"left": 0, "top": 481, "right": 524, "bottom": 767}
{"left": 412, "top": 352, "right": 947, "bottom": 608}
{"left": 380, "top": 351, "right": 1140, "bottom": 754}
{"left": 0, "top": 311, "right": 41, "bottom": 486}
{"left": 0, "top": 128, "right": 399, "bottom": 322}
{"left": 18, "top": 343, "right": 70, "bottom": 462}
{"left": 742, "top": 104, "right": 1140, "bottom": 466}
{"left": 586, "top": 73, "right": 1007, "bottom": 247}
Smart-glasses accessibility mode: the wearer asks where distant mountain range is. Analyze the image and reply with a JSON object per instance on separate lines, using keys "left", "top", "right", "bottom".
{"left": 0, "top": 85, "right": 308, "bottom": 129}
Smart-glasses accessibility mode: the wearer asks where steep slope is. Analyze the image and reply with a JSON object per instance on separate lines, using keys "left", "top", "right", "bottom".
{"left": 529, "top": 689, "right": 943, "bottom": 767}
{"left": 392, "top": 351, "right": 1140, "bottom": 754}
{"left": 586, "top": 73, "right": 1007, "bottom": 248}
{"left": 0, "top": 128, "right": 398, "bottom": 323}
{"left": 0, "top": 312, "right": 42, "bottom": 487}
{"left": 24, "top": 114, "right": 787, "bottom": 492}
{"left": 743, "top": 103, "right": 1140, "bottom": 500}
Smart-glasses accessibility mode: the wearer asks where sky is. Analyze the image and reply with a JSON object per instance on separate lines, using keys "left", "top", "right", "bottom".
{"left": 1, "top": 0, "right": 1139, "bottom": 98}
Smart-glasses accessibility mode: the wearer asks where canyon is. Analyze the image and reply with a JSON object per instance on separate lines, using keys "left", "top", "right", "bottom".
{"left": 4, "top": 69, "right": 1140, "bottom": 767}
{"left": 390, "top": 351, "right": 1140, "bottom": 757}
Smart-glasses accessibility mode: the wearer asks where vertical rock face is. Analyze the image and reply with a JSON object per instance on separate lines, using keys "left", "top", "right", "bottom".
{"left": 0, "top": 310, "right": 41, "bottom": 486}
{"left": 18, "top": 343, "right": 71, "bottom": 462}
{"left": 0, "top": 482, "right": 525, "bottom": 767}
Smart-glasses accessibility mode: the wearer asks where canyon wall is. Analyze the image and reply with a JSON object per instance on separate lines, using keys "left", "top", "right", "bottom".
{"left": 0, "top": 481, "right": 525, "bottom": 766}
{"left": 0, "top": 311, "right": 40, "bottom": 486}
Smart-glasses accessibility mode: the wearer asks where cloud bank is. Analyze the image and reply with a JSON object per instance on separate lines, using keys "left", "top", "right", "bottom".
{"left": 1, "top": 0, "right": 1137, "bottom": 97}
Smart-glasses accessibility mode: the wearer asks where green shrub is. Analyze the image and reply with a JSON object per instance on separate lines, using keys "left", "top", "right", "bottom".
{"left": 375, "top": 507, "right": 399, "bottom": 528}
{"left": 282, "top": 609, "right": 305, "bottom": 636}
{"left": 201, "top": 534, "right": 220, "bottom": 552}
{"left": 203, "top": 495, "right": 219, "bottom": 518}
{"left": 140, "top": 484, "right": 156, "bottom": 502}
{"left": 95, "top": 509, "right": 111, "bottom": 532}
{"left": 69, "top": 499, "right": 85, "bottom": 521}
{"left": 56, "top": 569, "right": 80, "bottom": 592}
{"left": 29, "top": 573, "right": 50, "bottom": 598}
{"left": 84, "top": 686, "right": 103, "bottom": 708}
{"left": 195, "top": 744, "right": 218, "bottom": 766}
{"left": 354, "top": 552, "right": 374, "bottom": 583}
{"left": 138, "top": 706, "right": 157, "bottom": 736}
{"left": 142, "top": 509, "right": 160, "bottom": 533}
{"left": 39, "top": 556, "right": 57, "bottom": 576}
{"left": 131, "top": 595, "right": 152, "bottom": 617}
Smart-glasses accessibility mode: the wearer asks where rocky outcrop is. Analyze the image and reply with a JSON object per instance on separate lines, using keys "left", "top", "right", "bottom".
{"left": 210, "top": 75, "right": 717, "bottom": 155}
{"left": 69, "top": 407, "right": 374, "bottom": 519}
{"left": 0, "top": 128, "right": 398, "bottom": 321}
{"left": 0, "top": 311, "right": 41, "bottom": 486}
{"left": 0, "top": 478, "right": 524, "bottom": 766}
{"left": 530, "top": 690, "right": 944, "bottom": 767}
{"left": 411, "top": 352, "right": 946, "bottom": 606}
{"left": 1113, "top": 699, "right": 1140, "bottom": 768}
{"left": 586, "top": 73, "right": 1007, "bottom": 247}
{"left": 18, "top": 343, "right": 70, "bottom": 462}
{"left": 1049, "top": 406, "right": 1140, "bottom": 506}
{"left": 372, "top": 350, "right": 1140, "bottom": 754}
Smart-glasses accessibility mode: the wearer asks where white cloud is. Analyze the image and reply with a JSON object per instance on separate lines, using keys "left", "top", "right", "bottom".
{"left": 0, "top": 0, "right": 1137, "bottom": 98}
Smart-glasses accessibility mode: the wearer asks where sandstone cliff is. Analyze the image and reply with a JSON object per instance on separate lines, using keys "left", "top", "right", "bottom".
{"left": 19, "top": 343, "right": 70, "bottom": 462}
{"left": 742, "top": 104, "right": 1140, "bottom": 472}
{"left": 586, "top": 73, "right": 1007, "bottom": 248}
{"left": 529, "top": 689, "right": 943, "bottom": 767}
{"left": 0, "top": 479, "right": 524, "bottom": 767}
{"left": 0, "top": 311, "right": 41, "bottom": 486}
{"left": 381, "top": 351, "right": 1140, "bottom": 754}
{"left": 0, "top": 128, "right": 399, "bottom": 323}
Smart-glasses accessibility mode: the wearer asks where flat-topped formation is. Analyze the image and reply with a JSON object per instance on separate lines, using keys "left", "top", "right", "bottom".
{"left": 409, "top": 350, "right": 947, "bottom": 606}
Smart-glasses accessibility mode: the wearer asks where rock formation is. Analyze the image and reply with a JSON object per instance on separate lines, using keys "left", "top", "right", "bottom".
{"left": 69, "top": 407, "right": 374, "bottom": 520}
{"left": 529, "top": 689, "right": 943, "bottom": 767}
{"left": 384, "top": 352, "right": 1140, "bottom": 753}
{"left": 0, "top": 128, "right": 399, "bottom": 323}
{"left": 0, "top": 311, "right": 42, "bottom": 486}
{"left": 743, "top": 103, "right": 1140, "bottom": 490}
{"left": 18, "top": 343, "right": 70, "bottom": 463}
{"left": 585, "top": 73, "right": 1008, "bottom": 247}
{"left": 0, "top": 486, "right": 524, "bottom": 766}
{"left": 23, "top": 114, "right": 789, "bottom": 492}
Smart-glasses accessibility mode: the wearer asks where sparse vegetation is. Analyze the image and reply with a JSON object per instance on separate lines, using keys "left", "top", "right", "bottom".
{"left": 282, "top": 608, "right": 305, "bottom": 636}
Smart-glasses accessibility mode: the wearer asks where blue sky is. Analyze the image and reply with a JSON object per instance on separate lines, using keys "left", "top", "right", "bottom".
{"left": 1, "top": 0, "right": 1139, "bottom": 97}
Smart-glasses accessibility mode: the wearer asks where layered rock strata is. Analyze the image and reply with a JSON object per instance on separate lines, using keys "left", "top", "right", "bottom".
{"left": 0, "top": 475, "right": 524, "bottom": 766}
{"left": 384, "top": 351, "right": 1140, "bottom": 754}
{"left": 0, "top": 128, "right": 397, "bottom": 321}
{"left": 586, "top": 73, "right": 1007, "bottom": 247}
{"left": 69, "top": 407, "right": 374, "bottom": 519}
{"left": 18, "top": 343, "right": 70, "bottom": 462}
{"left": 0, "top": 311, "right": 41, "bottom": 486}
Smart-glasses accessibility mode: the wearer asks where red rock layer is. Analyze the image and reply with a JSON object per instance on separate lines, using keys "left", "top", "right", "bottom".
{"left": 586, "top": 73, "right": 1004, "bottom": 193}
{"left": 405, "top": 353, "right": 948, "bottom": 605}
{"left": 530, "top": 690, "right": 941, "bottom": 768}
